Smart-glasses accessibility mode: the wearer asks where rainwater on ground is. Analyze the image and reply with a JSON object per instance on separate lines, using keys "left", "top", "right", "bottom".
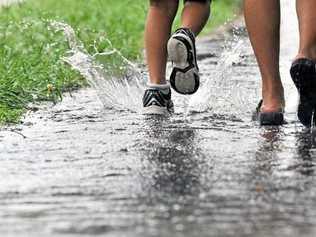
{"left": 1, "top": 1, "right": 316, "bottom": 237}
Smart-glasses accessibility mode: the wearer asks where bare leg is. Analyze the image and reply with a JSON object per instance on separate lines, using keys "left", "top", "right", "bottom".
{"left": 145, "top": 0, "right": 179, "bottom": 85}
{"left": 296, "top": 0, "right": 316, "bottom": 60}
{"left": 181, "top": 0, "right": 211, "bottom": 36}
{"left": 244, "top": 0, "right": 284, "bottom": 112}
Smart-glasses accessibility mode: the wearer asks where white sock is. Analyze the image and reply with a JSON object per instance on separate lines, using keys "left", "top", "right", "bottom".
{"left": 147, "top": 82, "right": 170, "bottom": 90}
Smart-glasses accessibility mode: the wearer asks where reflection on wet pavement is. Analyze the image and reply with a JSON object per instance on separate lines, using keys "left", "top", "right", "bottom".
{"left": 1, "top": 1, "right": 316, "bottom": 237}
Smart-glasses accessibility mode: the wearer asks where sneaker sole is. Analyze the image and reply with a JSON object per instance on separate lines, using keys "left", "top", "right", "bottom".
{"left": 143, "top": 105, "right": 170, "bottom": 115}
{"left": 167, "top": 36, "right": 199, "bottom": 95}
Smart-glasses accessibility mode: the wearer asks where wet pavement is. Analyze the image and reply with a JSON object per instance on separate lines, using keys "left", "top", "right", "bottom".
{"left": 1, "top": 1, "right": 316, "bottom": 237}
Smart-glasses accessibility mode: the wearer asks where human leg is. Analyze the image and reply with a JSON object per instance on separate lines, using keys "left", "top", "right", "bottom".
{"left": 295, "top": 0, "right": 316, "bottom": 60}
{"left": 289, "top": 0, "right": 316, "bottom": 127}
{"left": 181, "top": 0, "right": 211, "bottom": 36}
{"left": 145, "top": 0, "right": 179, "bottom": 85}
{"left": 143, "top": 0, "right": 179, "bottom": 114}
{"left": 244, "top": 0, "right": 284, "bottom": 114}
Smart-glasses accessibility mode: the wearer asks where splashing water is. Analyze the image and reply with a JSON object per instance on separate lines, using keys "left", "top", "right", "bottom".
{"left": 51, "top": 20, "right": 257, "bottom": 117}
{"left": 50, "top": 21, "right": 146, "bottom": 113}
{"left": 187, "top": 36, "right": 257, "bottom": 115}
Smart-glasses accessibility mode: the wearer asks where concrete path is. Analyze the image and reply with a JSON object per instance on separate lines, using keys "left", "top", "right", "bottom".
{"left": 1, "top": 1, "right": 315, "bottom": 237}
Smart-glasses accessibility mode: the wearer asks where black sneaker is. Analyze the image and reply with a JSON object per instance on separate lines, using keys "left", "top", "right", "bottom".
{"left": 290, "top": 58, "right": 316, "bottom": 127}
{"left": 167, "top": 28, "right": 199, "bottom": 95}
{"left": 143, "top": 87, "right": 174, "bottom": 115}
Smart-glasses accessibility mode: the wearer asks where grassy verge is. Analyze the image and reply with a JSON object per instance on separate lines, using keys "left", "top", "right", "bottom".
{"left": 0, "top": 0, "right": 240, "bottom": 124}
{"left": 204, "top": 0, "right": 242, "bottom": 33}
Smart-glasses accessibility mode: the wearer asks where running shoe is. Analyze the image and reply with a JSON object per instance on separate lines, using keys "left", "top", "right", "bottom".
{"left": 143, "top": 86, "right": 174, "bottom": 115}
{"left": 290, "top": 58, "right": 316, "bottom": 127}
{"left": 167, "top": 28, "right": 200, "bottom": 95}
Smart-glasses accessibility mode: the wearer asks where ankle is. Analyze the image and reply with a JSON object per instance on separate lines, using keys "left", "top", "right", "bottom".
{"left": 261, "top": 95, "right": 285, "bottom": 112}
{"left": 147, "top": 82, "right": 169, "bottom": 88}
{"left": 148, "top": 77, "right": 167, "bottom": 85}
{"left": 262, "top": 85, "right": 284, "bottom": 101}
{"left": 297, "top": 45, "right": 316, "bottom": 61}
{"left": 261, "top": 81, "right": 285, "bottom": 111}
{"left": 262, "top": 77, "right": 283, "bottom": 94}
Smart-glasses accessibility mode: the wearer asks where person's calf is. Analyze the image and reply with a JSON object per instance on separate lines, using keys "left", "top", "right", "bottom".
{"left": 181, "top": 0, "right": 211, "bottom": 35}
{"left": 296, "top": 0, "right": 316, "bottom": 61}
{"left": 145, "top": 0, "right": 179, "bottom": 85}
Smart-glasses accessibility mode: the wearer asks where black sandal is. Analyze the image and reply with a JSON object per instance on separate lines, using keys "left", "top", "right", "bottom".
{"left": 253, "top": 100, "right": 285, "bottom": 126}
{"left": 290, "top": 58, "right": 316, "bottom": 127}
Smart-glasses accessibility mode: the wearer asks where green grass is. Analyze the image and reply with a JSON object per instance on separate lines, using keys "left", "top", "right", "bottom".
{"left": 205, "top": 0, "right": 242, "bottom": 33}
{"left": 174, "top": 0, "right": 241, "bottom": 34}
{"left": 0, "top": 0, "right": 240, "bottom": 124}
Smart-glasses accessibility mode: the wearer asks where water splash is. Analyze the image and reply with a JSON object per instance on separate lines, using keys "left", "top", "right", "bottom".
{"left": 188, "top": 36, "right": 257, "bottom": 115}
{"left": 50, "top": 21, "right": 146, "bottom": 113}
{"left": 181, "top": 22, "right": 260, "bottom": 119}
{"left": 51, "top": 21, "right": 256, "bottom": 117}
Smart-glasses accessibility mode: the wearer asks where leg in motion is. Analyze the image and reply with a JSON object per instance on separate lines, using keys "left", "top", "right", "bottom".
{"left": 145, "top": 0, "right": 179, "bottom": 85}
{"left": 244, "top": 0, "right": 285, "bottom": 125}
{"left": 168, "top": 0, "right": 211, "bottom": 95}
{"left": 290, "top": 0, "right": 316, "bottom": 127}
{"left": 181, "top": 0, "right": 211, "bottom": 36}
{"left": 143, "top": 0, "right": 179, "bottom": 114}
{"left": 296, "top": 0, "right": 316, "bottom": 61}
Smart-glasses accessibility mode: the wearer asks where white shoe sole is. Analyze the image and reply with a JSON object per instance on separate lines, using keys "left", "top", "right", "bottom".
{"left": 168, "top": 36, "right": 189, "bottom": 67}
{"left": 167, "top": 34, "right": 199, "bottom": 95}
{"left": 143, "top": 105, "right": 169, "bottom": 115}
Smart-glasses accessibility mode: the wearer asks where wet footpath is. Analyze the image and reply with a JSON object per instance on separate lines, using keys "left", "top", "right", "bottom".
{"left": 1, "top": 1, "right": 316, "bottom": 237}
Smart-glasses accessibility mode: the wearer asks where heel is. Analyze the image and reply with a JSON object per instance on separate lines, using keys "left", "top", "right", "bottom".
{"left": 167, "top": 38, "right": 187, "bottom": 65}
{"left": 290, "top": 58, "right": 316, "bottom": 104}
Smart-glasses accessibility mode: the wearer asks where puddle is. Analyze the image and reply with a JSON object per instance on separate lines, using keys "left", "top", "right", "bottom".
{"left": 1, "top": 1, "right": 316, "bottom": 237}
